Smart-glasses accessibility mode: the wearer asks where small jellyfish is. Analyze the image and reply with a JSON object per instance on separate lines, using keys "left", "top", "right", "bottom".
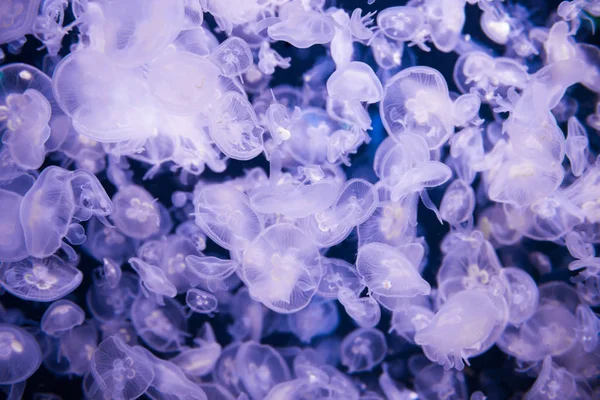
{"left": 208, "top": 92, "right": 264, "bottom": 160}
{"left": 327, "top": 62, "right": 383, "bottom": 104}
{"left": 212, "top": 343, "right": 244, "bottom": 397}
{"left": 356, "top": 242, "right": 431, "bottom": 298}
{"left": 1, "top": 89, "right": 51, "bottom": 170}
{"left": 267, "top": 4, "right": 336, "bottom": 49}
{"left": 185, "top": 288, "right": 219, "bottom": 315}
{"left": 377, "top": 6, "right": 425, "bottom": 42}
{"left": 565, "top": 116, "right": 589, "bottom": 177}
{"left": 87, "top": 272, "right": 139, "bottom": 323}
{"left": 129, "top": 257, "right": 178, "bottom": 301}
{"left": 170, "top": 327, "right": 222, "bottom": 378}
{"left": 241, "top": 223, "right": 323, "bottom": 313}
{"left": 317, "top": 257, "right": 364, "bottom": 299}
{"left": 59, "top": 321, "right": 98, "bottom": 376}
{"left": 131, "top": 295, "right": 189, "bottom": 353}
{"left": 337, "top": 287, "right": 381, "bottom": 328}
{"left": 41, "top": 299, "right": 85, "bottom": 337}
{"left": 439, "top": 179, "right": 476, "bottom": 226}
{"left": 0, "top": 323, "right": 42, "bottom": 384}
{"left": 574, "top": 304, "right": 599, "bottom": 353}
{"left": 210, "top": 37, "right": 253, "bottom": 78}
{"left": 501, "top": 267, "right": 539, "bottom": 325}
{"left": 525, "top": 356, "right": 576, "bottom": 400}
{"left": 111, "top": 185, "right": 160, "bottom": 240}
{"left": 288, "top": 299, "right": 339, "bottom": 343}
{"left": 0, "top": 256, "right": 82, "bottom": 302}
{"left": 234, "top": 341, "right": 291, "bottom": 400}
{"left": 415, "top": 290, "right": 500, "bottom": 370}
{"left": 340, "top": 328, "right": 387, "bottom": 373}
{"left": 0, "top": 187, "right": 28, "bottom": 262}
{"left": 148, "top": 50, "right": 222, "bottom": 116}
{"left": 90, "top": 336, "right": 155, "bottom": 400}
{"left": 193, "top": 183, "right": 263, "bottom": 251}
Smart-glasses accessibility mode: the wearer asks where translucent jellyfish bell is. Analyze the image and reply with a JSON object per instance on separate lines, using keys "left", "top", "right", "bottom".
{"left": 185, "top": 288, "right": 219, "bottom": 315}
{"left": 131, "top": 295, "right": 189, "bottom": 353}
{"left": 210, "top": 37, "right": 253, "bottom": 78}
{"left": 193, "top": 184, "right": 263, "bottom": 252}
{"left": 267, "top": 4, "right": 336, "bottom": 49}
{"left": 148, "top": 50, "right": 222, "bottom": 116}
{"left": 525, "top": 356, "right": 576, "bottom": 400}
{"left": 96, "top": 0, "right": 185, "bottom": 67}
{"left": 340, "top": 328, "right": 387, "bottom": 373}
{"left": 288, "top": 299, "right": 339, "bottom": 343}
{"left": 0, "top": 256, "right": 82, "bottom": 302}
{"left": 1, "top": 89, "right": 51, "bottom": 170}
{"left": 241, "top": 223, "right": 323, "bottom": 313}
{"left": 326, "top": 62, "right": 383, "bottom": 104}
{"left": 129, "top": 257, "right": 178, "bottom": 301}
{"left": 317, "top": 257, "right": 364, "bottom": 299}
{"left": 234, "top": 341, "right": 291, "bottom": 400}
{"left": 41, "top": 299, "right": 85, "bottom": 337}
{"left": 439, "top": 179, "right": 476, "bottom": 227}
{"left": 0, "top": 0, "right": 41, "bottom": 44}
{"left": 337, "top": 287, "right": 381, "bottom": 328}
{"left": 90, "top": 336, "right": 155, "bottom": 400}
{"left": 574, "top": 304, "right": 599, "bottom": 352}
{"left": 208, "top": 92, "right": 264, "bottom": 161}
{"left": 0, "top": 323, "right": 42, "bottom": 384}
{"left": 0, "top": 187, "right": 28, "bottom": 262}
{"left": 357, "top": 242, "right": 430, "bottom": 298}
{"left": 426, "top": 0, "right": 467, "bottom": 53}
{"left": 415, "top": 290, "right": 500, "bottom": 370}
{"left": 52, "top": 50, "right": 154, "bottom": 143}
{"left": 111, "top": 185, "right": 161, "bottom": 240}
{"left": 501, "top": 267, "right": 539, "bottom": 325}
{"left": 377, "top": 6, "right": 425, "bottom": 42}
{"left": 380, "top": 66, "right": 454, "bottom": 149}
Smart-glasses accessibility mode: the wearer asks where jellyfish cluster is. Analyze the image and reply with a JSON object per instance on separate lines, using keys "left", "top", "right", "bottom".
{"left": 0, "top": 0, "right": 599, "bottom": 398}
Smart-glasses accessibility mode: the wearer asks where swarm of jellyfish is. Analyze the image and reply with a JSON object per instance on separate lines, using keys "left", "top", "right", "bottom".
{"left": 0, "top": 0, "right": 600, "bottom": 398}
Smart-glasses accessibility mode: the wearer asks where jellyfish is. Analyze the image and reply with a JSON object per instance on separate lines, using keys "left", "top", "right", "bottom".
{"left": 90, "top": 336, "right": 155, "bottom": 400}
{"left": 208, "top": 92, "right": 264, "bottom": 161}
{"left": 212, "top": 343, "right": 244, "bottom": 397}
{"left": 267, "top": 3, "right": 336, "bottom": 49}
{"left": 185, "top": 288, "right": 219, "bottom": 315}
{"left": 380, "top": 66, "right": 454, "bottom": 149}
{"left": 356, "top": 242, "right": 431, "bottom": 298}
{"left": 337, "top": 287, "right": 381, "bottom": 328}
{"left": 193, "top": 183, "right": 263, "bottom": 251}
{"left": 317, "top": 257, "right": 364, "bottom": 299}
{"left": 234, "top": 341, "right": 291, "bottom": 400}
{"left": 0, "top": 323, "right": 42, "bottom": 384}
{"left": 241, "top": 223, "right": 323, "bottom": 313}
{"left": 129, "top": 257, "right": 178, "bottom": 302}
{"left": 327, "top": 62, "right": 383, "bottom": 104}
{"left": 415, "top": 290, "right": 500, "bottom": 370}
{"left": 131, "top": 294, "right": 189, "bottom": 353}
{"left": 1, "top": 88, "right": 52, "bottom": 170}
{"left": 170, "top": 325, "right": 222, "bottom": 378}
{"left": 0, "top": 256, "right": 82, "bottom": 302}
{"left": 574, "top": 304, "right": 599, "bottom": 352}
{"left": 111, "top": 185, "right": 161, "bottom": 240}
{"left": 148, "top": 50, "right": 222, "bottom": 116}
{"left": 501, "top": 267, "right": 539, "bottom": 325}
{"left": 41, "top": 299, "right": 85, "bottom": 337}
{"left": 525, "top": 356, "right": 576, "bottom": 400}
{"left": 298, "top": 178, "right": 378, "bottom": 247}
{"left": 377, "top": 6, "right": 425, "bottom": 42}
{"left": 0, "top": 186, "right": 28, "bottom": 262}
{"left": 288, "top": 299, "right": 339, "bottom": 343}
{"left": 59, "top": 321, "right": 98, "bottom": 376}
{"left": 210, "top": 37, "right": 253, "bottom": 78}
{"left": 340, "top": 328, "right": 387, "bottom": 373}
{"left": 439, "top": 179, "right": 476, "bottom": 227}
{"left": 87, "top": 272, "right": 139, "bottom": 322}
{"left": 0, "top": 0, "right": 41, "bottom": 44}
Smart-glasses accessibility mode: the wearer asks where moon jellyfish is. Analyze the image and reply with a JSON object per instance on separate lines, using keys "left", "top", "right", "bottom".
{"left": 90, "top": 336, "right": 154, "bottom": 400}
{"left": 337, "top": 287, "right": 381, "bottom": 328}
{"left": 185, "top": 288, "right": 219, "bottom": 315}
{"left": 41, "top": 299, "right": 85, "bottom": 336}
{"left": 234, "top": 341, "right": 291, "bottom": 400}
{"left": 0, "top": 256, "right": 82, "bottom": 302}
{"left": 0, "top": 323, "right": 42, "bottom": 384}
{"left": 415, "top": 290, "right": 500, "bottom": 370}
{"left": 340, "top": 328, "right": 387, "bottom": 373}
{"left": 327, "top": 62, "right": 383, "bottom": 104}
{"left": 0, "top": 0, "right": 41, "bottom": 44}
{"left": 131, "top": 295, "right": 189, "bottom": 353}
{"left": 525, "top": 356, "right": 576, "bottom": 400}
{"left": 208, "top": 92, "right": 264, "bottom": 161}
{"left": 193, "top": 184, "right": 263, "bottom": 251}
{"left": 317, "top": 257, "right": 364, "bottom": 299}
{"left": 356, "top": 242, "right": 430, "bottom": 298}
{"left": 210, "top": 37, "right": 253, "bottom": 78}
{"left": 111, "top": 185, "right": 160, "bottom": 240}
{"left": 241, "top": 223, "right": 323, "bottom": 313}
